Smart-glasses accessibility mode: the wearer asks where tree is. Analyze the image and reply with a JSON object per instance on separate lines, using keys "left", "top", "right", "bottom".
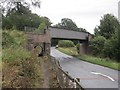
{"left": 0, "top": 0, "right": 41, "bottom": 15}
{"left": 2, "top": 15, "right": 13, "bottom": 29}
{"left": 1, "top": 0, "right": 42, "bottom": 30}
{"left": 90, "top": 36, "right": 106, "bottom": 56}
{"left": 91, "top": 14, "right": 120, "bottom": 61}
{"left": 38, "top": 23, "right": 46, "bottom": 30}
{"left": 2, "top": 1, "right": 51, "bottom": 30}
{"left": 29, "top": 13, "right": 42, "bottom": 28}
{"left": 103, "top": 28, "right": 120, "bottom": 61}
{"left": 94, "top": 26, "right": 100, "bottom": 36}
{"left": 103, "top": 39, "right": 113, "bottom": 59}
{"left": 2, "top": 3, "right": 33, "bottom": 30}
{"left": 53, "top": 18, "right": 78, "bottom": 31}
{"left": 78, "top": 28, "right": 87, "bottom": 32}
{"left": 35, "top": 17, "right": 51, "bottom": 34}
{"left": 6, "top": 2, "right": 31, "bottom": 16}
{"left": 53, "top": 18, "right": 88, "bottom": 32}
{"left": 40, "top": 17, "right": 52, "bottom": 27}
{"left": 110, "top": 26, "right": 120, "bottom": 61}
{"left": 61, "top": 18, "right": 78, "bottom": 30}
{"left": 96, "top": 14, "right": 119, "bottom": 39}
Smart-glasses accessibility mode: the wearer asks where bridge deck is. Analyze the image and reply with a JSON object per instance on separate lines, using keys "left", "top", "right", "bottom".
{"left": 49, "top": 28, "right": 89, "bottom": 40}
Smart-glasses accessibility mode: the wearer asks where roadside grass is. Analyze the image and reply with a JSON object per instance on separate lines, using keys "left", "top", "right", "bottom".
{"left": 57, "top": 47, "right": 79, "bottom": 56}
{"left": 77, "top": 55, "right": 120, "bottom": 70}
{"left": 57, "top": 47, "right": 120, "bottom": 70}
{"left": 2, "top": 30, "right": 44, "bottom": 88}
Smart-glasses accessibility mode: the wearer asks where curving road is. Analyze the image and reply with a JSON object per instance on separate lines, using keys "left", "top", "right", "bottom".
{"left": 50, "top": 47, "right": 119, "bottom": 89}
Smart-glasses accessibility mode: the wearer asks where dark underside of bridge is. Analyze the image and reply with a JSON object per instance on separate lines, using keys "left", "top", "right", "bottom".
{"left": 51, "top": 38, "right": 88, "bottom": 46}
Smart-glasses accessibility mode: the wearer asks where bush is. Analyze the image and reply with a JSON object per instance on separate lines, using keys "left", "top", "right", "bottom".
{"left": 2, "top": 30, "right": 27, "bottom": 48}
{"left": 103, "top": 35, "right": 120, "bottom": 61}
{"left": 9, "top": 30, "right": 27, "bottom": 45}
{"left": 58, "top": 40, "right": 75, "bottom": 47}
{"left": 2, "top": 46, "right": 31, "bottom": 62}
{"left": 76, "top": 43, "right": 80, "bottom": 53}
{"left": 2, "top": 30, "right": 30, "bottom": 62}
{"left": 90, "top": 36, "right": 106, "bottom": 55}
{"left": 103, "top": 39, "right": 113, "bottom": 58}
{"left": 2, "top": 31, "right": 15, "bottom": 48}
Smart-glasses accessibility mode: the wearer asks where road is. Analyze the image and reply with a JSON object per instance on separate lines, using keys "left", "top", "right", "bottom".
{"left": 50, "top": 47, "right": 119, "bottom": 89}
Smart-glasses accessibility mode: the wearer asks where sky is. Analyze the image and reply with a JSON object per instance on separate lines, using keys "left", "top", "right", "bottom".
{"left": 31, "top": 0, "right": 119, "bottom": 34}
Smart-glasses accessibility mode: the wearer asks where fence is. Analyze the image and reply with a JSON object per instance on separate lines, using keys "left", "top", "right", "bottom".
{"left": 50, "top": 56, "right": 84, "bottom": 89}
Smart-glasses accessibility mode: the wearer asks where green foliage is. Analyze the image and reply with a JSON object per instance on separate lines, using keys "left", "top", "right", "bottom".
{"left": 103, "top": 39, "right": 113, "bottom": 58}
{"left": 58, "top": 40, "right": 75, "bottom": 47}
{"left": 90, "top": 36, "right": 106, "bottom": 55}
{"left": 92, "top": 14, "right": 120, "bottom": 62}
{"left": 35, "top": 17, "right": 52, "bottom": 34}
{"left": 76, "top": 43, "right": 80, "bottom": 53}
{"left": 2, "top": 30, "right": 30, "bottom": 62}
{"left": 60, "top": 18, "right": 78, "bottom": 31}
{"left": 9, "top": 30, "right": 27, "bottom": 45}
{"left": 40, "top": 17, "right": 52, "bottom": 27}
{"left": 78, "top": 28, "right": 87, "bottom": 32}
{"left": 3, "top": 46, "right": 31, "bottom": 62}
{"left": 38, "top": 22, "right": 46, "bottom": 30}
{"left": 2, "top": 2, "right": 51, "bottom": 31}
{"left": 116, "top": 26, "right": 120, "bottom": 61}
{"left": 95, "top": 14, "right": 119, "bottom": 39}
{"left": 2, "top": 3, "right": 33, "bottom": 30}
{"left": 57, "top": 47, "right": 78, "bottom": 56}
{"left": 102, "top": 34, "right": 120, "bottom": 61}
{"left": 2, "top": 31, "right": 15, "bottom": 48}
{"left": 53, "top": 18, "right": 87, "bottom": 32}
{"left": 110, "top": 26, "right": 120, "bottom": 62}
{"left": 57, "top": 47, "right": 120, "bottom": 70}
{"left": 2, "top": 15, "right": 13, "bottom": 29}
{"left": 94, "top": 26, "right": 100, "bottom": 36}
{"left": 53, "top": 18, "right": 78, "bottom": 30}
{"left": 78, "top": 55, "right": 119, "bottom": 70}
{"left": 35, "top": 22, "right": 46, "bottom": 34}
{"left": 1, "top": 1, "right": 41, "bottom": 15}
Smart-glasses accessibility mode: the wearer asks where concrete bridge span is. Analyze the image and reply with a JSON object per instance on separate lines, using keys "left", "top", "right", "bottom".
{"left": 49, "top": 27, "right": 89, "bottom": 40}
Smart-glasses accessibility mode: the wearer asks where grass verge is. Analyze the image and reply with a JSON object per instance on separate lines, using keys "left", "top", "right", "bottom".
{"left": 77, "top": 55, "right": 120, "bottom": 70}
{"left": 2, "top": 30, "right": 44, "bottom": 88}
{"left": 57, "top": 47, "right": 78, "bottom": 56}
{"left": 57, "top": 47, "right": 120, "bottom": 70}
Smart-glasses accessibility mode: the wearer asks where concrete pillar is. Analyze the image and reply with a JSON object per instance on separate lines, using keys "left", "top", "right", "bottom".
{"left": 79, "top": 43, "right": 88, "bottom": 55}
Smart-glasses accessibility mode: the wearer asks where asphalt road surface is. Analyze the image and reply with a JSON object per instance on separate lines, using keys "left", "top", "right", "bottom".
{"left": 50, "top": 47, "right": 119, "bottom": 89}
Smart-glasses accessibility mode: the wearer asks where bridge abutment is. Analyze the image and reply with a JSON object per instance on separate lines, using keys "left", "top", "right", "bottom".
{"left": 79, "top": 42, "right": 88, "bottom": 55}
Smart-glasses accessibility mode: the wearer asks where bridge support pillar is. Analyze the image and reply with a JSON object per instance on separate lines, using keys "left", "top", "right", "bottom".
{"left": 79, "top": 43, "right": 88, "bottom": 55}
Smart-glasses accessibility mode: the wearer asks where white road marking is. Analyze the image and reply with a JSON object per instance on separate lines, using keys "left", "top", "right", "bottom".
{"left": 91, "top": 71, "right": 115, "bottom": 81}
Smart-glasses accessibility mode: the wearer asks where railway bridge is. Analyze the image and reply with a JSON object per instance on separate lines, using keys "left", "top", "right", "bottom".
{"left": 25, "top": 27, "right": 92, "bottom": 56}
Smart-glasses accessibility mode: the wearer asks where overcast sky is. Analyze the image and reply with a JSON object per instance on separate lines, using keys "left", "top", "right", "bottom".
{"left": 31, "top": 0, "right": 119, "bottom": 34}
